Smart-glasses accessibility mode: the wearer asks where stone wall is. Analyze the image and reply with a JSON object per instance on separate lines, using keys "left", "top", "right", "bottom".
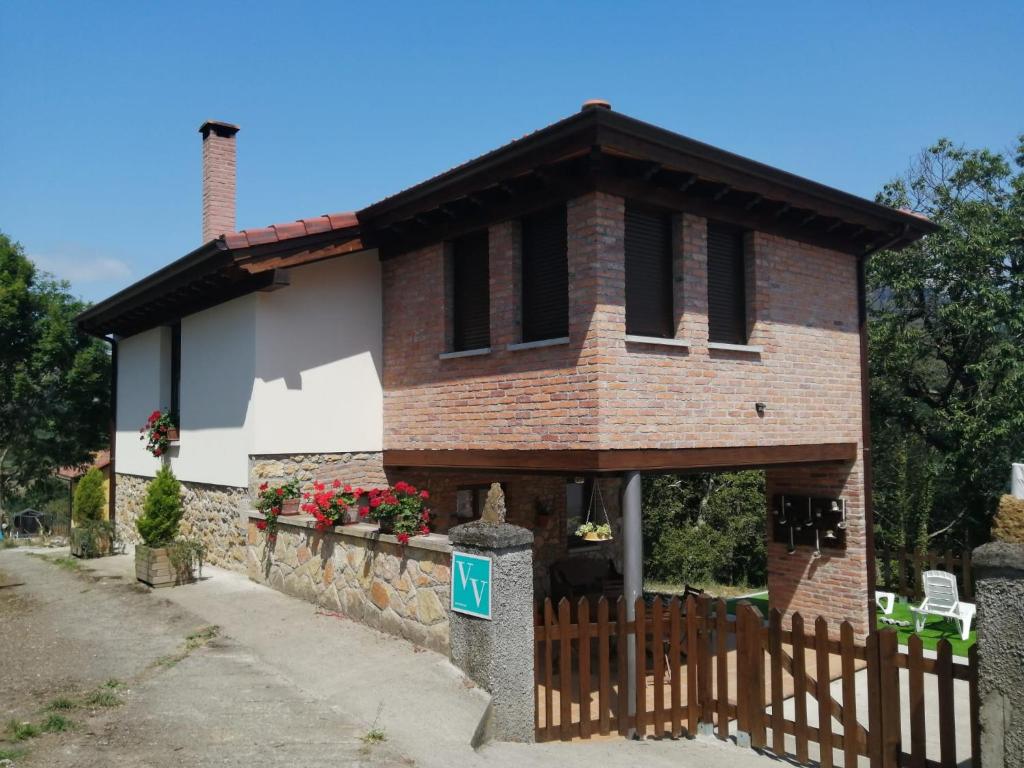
{"left": 115, "top": 472, "right": 250, "bottom": 574}
{"left": 246, "top": 514, "right": 452, "bottom": 653}
{"left": 249, "top": 452, "right": 387, "bottom": 496}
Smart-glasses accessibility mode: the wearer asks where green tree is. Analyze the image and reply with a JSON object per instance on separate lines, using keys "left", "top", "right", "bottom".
{"left": 869, "top": 137, "right": 1024, "bottom": 549}
{"left": 137, "top": 467, "right": 183, "bottom": 547}
{"left": 72, "top": 468, "right": 106, "bottom": 524}
{"left": 0, "top": 232, "right": 110, "bottom": 533}
{"left": 642, "top": 471, "right": 767, "bottom": 588}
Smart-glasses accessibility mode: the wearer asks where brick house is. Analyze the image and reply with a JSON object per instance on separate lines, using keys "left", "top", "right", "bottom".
{"left": 77, "top": 102, "right": 935, "bottom": 638}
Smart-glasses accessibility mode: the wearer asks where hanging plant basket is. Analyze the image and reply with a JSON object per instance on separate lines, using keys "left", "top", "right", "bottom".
{"left": 582, "top": 530, "right": 613, "bottom": 542}
{"left": 574, "top": 482, "right": 613, "bottom": 542}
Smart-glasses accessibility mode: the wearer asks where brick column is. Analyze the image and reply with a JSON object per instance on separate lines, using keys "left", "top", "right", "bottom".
{"left": 765, "top": 459, "right": 870, "bottom": 637}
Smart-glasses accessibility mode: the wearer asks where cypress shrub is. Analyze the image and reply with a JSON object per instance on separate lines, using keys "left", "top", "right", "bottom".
{"left": 72, "top": 468, "right": 106, "bottom": 524}
{"left": 137, "top": 467, "right": 183, "bottom": 547}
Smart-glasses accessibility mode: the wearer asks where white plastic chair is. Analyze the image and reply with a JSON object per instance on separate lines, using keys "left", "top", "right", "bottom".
{"left": 875, "top": 590, "right": 896, "bottom": 616}
{"left": 912, "top": 570, "right": 975, "bottom": 641}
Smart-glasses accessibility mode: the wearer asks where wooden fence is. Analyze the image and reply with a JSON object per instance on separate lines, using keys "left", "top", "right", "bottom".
{"left": 534, "top": 595, "right": 979, "bottom": 767}
{"left": 877, "top": 547, "right": 973, "bottom": 600}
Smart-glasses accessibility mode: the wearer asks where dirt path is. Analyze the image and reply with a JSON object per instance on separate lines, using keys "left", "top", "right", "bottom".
{"left": 0, "top": 550, "right": 410, "bottom": 767}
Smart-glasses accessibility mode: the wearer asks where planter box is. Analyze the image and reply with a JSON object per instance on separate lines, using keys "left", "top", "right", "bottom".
{"left": 135, "top": 545, "right": 196, "bottom": 588}
{"left": 70, "top": 528, "right": 113, "bottom": 558}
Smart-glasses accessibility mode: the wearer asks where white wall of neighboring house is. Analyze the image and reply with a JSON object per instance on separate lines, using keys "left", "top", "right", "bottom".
{"left": 114, "top": 250, "right": 384, "bottom": 489}
{"left": 251, "top": 250, "right": 383, "bottom": 454}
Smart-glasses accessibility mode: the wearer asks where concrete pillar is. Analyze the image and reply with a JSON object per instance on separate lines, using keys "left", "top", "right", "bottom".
{"left": 621, "top": 470, "right": 643, "bottom": 731}
{"left": 448, "top": 519, "right": 534, "bottom": 743}
{"left": 973, "top": 541, "right": 1024, "bottom": 767}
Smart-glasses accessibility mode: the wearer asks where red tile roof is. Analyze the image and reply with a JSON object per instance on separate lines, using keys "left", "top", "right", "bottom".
{"left": 221, "top": 211, "right": 358, "bottom": 249}
{"left": 56, "top": 450, "right": 111, "bottom": 479}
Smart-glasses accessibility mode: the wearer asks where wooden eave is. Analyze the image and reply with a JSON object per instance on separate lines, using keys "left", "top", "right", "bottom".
{"left": 383, "top": 442, "right": 858, "bottom": 475}
{"left": 359, "top": 108, "right": 937, "bottom": 260}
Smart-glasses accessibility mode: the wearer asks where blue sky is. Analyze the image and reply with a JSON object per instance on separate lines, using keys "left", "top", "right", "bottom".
{"left": 2, "top": 1, "right": 1022, "bottom": 303}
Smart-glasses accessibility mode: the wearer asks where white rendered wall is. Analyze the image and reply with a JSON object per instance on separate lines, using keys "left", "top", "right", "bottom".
{"left": 251, "top": 250, "right": 383, "bottom": 454}
{"left": 113, "top": 250, "right": 383, "bottom": 489}
{"left": 171, "top": 295, "right": 256, "bottom": 487}
{"left": 114, "top": 326, "right": 170, "bottom": 478}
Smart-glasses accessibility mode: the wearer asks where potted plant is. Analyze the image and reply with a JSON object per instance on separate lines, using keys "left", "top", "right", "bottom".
{"left": 134, "top": 467, "right": 198, "bottom": 588}
{"left": 365, "top": 482, "right": 432, "bottom": 544}
{"left": 139, "top": 409, "right": 178, "bottom": 458}
{"left": 575, "top": 521, "right": 613, "bottom": 542}
{"left": 301, "top": 480, "right": 364, "bottom": 532}
{"left": 256, "top": 479, "right": 301, "bottom": 517}
{"left": 70, "top": 467, "right": 115, "bottom": 558}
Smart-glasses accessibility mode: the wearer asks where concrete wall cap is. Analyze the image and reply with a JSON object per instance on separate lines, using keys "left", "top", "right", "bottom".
{"left": 973, "top": 541, "right": 1024, "bottom": 573}
{"left": 448, "top": 520, "right": 534, "bottom": 549}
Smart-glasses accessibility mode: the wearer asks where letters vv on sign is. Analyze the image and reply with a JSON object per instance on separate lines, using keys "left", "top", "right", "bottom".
{"left": 451, "top": 552, "right": 492, "bottom": 620}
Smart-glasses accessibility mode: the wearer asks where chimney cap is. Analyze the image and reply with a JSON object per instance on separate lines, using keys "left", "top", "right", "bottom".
{"left": 199, "top": 120, "right": 240, "bottom": 139}
{"left": 581, "top": 99, "right": 612, "bottom": 112}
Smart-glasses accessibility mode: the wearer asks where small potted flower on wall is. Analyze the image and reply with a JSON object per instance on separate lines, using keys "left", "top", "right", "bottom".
{"left": 365, "top": 482, "right": 432, "bottom": 544}
{"left": 139, "top": 409, "right": 178, "bottom": 458}
{"left": 254, "top": 479, "right": 301, "bottom": 544}
{"left": 302, "top": 480, "right": 363, "bottom": 532}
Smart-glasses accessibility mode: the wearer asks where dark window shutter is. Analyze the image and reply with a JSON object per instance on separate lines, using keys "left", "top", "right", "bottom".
{"left": 521, "top": 206, "right": 568, "bottom": 342}
{"left": 625, "top": 204, "right": 674, "bottom": 338}
{"left": 707, "top": 221, "right": 747, "bottom": 344}
{"left": 451, "top": 230, "right": 490, "bottom": 351}
{"left": 170, "top": 322, "right": 181, "bottom": 418}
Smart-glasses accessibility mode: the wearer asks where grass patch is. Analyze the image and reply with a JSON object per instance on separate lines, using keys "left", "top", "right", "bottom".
{"left": 877, "top": 599, "right": 976, "bottom": 655}
{"left": 5, "top": 719, "right": 40, "bottom": 742}
{"left": 0, "top": 747, "right": 28, "bottom": 761}
{"left": 152, "top": 626, "right": 220, "bottom": 670}
{"left": 83, "top": 689, "right": 122, "bottom": 708}
{"left": 362, "top": 727, "right": 386, "bottom": 744}
{"left": 1, "top": 538, "right": 19, "bottom": 549}
{"left": 27, "top": 553, "right": 83, "bottom": 571}
{"left": 44, "top": 697, "right": 77, "bottom": 712}
{"left": 41, "top": 714, "right": 74, "bottom": 733}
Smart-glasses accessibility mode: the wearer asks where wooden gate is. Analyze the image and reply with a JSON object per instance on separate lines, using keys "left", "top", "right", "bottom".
{"left": 534, "top": 595, "right": 979, "bottom": 767}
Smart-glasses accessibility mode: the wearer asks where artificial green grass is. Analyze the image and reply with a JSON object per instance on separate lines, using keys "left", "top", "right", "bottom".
{"left": 877, "top": 599, "right": 975, "bottom": 656}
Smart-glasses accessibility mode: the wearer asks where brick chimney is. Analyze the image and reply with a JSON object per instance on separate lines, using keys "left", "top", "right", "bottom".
{"left": 198, "top": 120, "right": 240, "bottom": 242}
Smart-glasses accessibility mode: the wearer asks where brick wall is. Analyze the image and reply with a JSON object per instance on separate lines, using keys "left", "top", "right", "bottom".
{"left": 382, "top": 192, "right": 863, "bottom": 453}
{"left": 765, "top": 459, "right": 870, "bottom": 637}
{"left": 201, "top": 127, "right": 236, "bottom": 242}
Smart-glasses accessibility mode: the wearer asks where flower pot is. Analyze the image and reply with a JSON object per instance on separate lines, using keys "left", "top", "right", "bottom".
{"left": 583, "top": 532, "right": 612, "bottom": 542}
{"left": 376, "top": 518, "right": 395, "bottom": 535}
{"left": 166, "top": 427, "right": 179, "bottom": 442}
{"left": 70, "top": 527, "right": 113, "bottom": 558}
{"left": 279, "top": 497, "right": 300, "bottom": 516}
{"left": 135, "top": 545, "right": 196, "bottom": 588}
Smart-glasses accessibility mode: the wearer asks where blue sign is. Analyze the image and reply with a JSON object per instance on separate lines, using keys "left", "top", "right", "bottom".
{"left": 451, "top": 551, "right": 492, "bottom": 620}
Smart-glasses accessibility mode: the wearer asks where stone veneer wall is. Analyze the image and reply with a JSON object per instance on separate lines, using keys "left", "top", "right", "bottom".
{"left": 114, "top": 472, "right": 250, "bottom": 574}
{"left": 246, "top": 515, "right": 452, "bottom": 653}
{"left": 249, "top": 452, "right": 387, "bottom": 497}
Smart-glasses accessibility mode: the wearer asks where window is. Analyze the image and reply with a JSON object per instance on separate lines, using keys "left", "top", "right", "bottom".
{"left": 169, "top": 322, "right": 181, "bottom": 419}
{"left": 521, "top": 206, "right": 568, "bottom": 342}
{"left": 625, "top": 203, "right": 674, "bottom": 338}
{"left": 455, "top": 483, "right": 507, "bottom": 522}
{"left": 707, "top": 221, "right": 747, "bottom": 344}
{"left": 450, "top": 230, "right": 490, "bottom": 351}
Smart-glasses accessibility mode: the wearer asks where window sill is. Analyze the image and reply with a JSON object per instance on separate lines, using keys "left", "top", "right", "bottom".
{"left": 708, "top": 341, "right": 764, "bottom": 354}
{"left": 625, "top": 334, "right": 691, "bottom": 349}
{"left": 506, "top": 336, "right": 570, "bottom": 352}
{"left": 438, "top": 347, "right": 492, "bottom": 360}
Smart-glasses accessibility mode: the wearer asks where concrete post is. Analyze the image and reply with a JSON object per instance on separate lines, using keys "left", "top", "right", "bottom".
{"left": 973, "top": 541, "right": 1024, "bottom": 767}
{"left": 448, "top": 519, "right": 535, "bottom": 743}
{"left": 621, "top": 470, "right": 643, "bottom": 732}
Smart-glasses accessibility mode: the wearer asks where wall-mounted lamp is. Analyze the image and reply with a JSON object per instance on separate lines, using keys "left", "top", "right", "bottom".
{"left": 755, "top": 402, "right": 767, "bottom": 417}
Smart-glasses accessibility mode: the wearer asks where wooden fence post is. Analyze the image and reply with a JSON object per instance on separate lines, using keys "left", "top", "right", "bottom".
{"left": 878, "top": 629, "right": 901, "bottom": 768}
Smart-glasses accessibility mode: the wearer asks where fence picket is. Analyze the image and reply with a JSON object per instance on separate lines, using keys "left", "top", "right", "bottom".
{"left": 866, "top": 632, "right": 883, "bottom": 766}
{"left": 792, "top": 613, "right": 809, "bottom": 763}
{"left": 716, "top": 598, "right": 729, "bottom": 742}
{"left": 558, "top": 599, "right": 573, "bottom": 741}
{"left": 936, "top": 640, "right": 956, "bottom": 767}
{"left": 634, "top": 597, "right": 647, "bottom": 738}
{"left": 686, "top": 595, "right": 698, "bottom": 737}
{"left": 908, "top": 634, "right": 926, "bottom": 768}
{"left": 840, "top": 622, "right": 859, "bottom": 767}
{"left": 698, "top": 595, "right": 713, "bottom": 731}
{"left": 598, "top": 597, "right": 611, "bottom": 736}
{"left": 878, "top": 629, "right": 901, "bottom": 768}
{"left": 544, "top": 599, "right": 555, "bottom": 741}
{"left": 616, "top": 596, "right": 629, "bottom": 737}
{"left": 814, "top": 617, "right": 834, "bottom": 768}
{"left": 969, "top": 644, "right": 980, "bottom": 764}
{"left": 578, "top": 597, "right": 592, "bottom": 740}
{"left": 651, "top": 596, "right": 665, "bottom": 736}
{"left": 669, "top": 597, "right": 682, "bottom": 738}
{"left": 769, "top": 608, "right": 785, "bottom": 755}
